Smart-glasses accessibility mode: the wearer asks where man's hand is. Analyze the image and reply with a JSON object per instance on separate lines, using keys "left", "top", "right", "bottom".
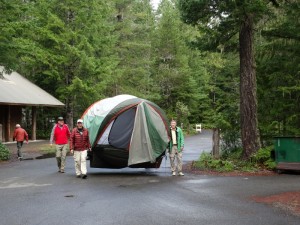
{"left": 70, "top": 149, "right": 74, "bottom": 154}
{"left": 181, "top": 147, "right": 184, "bottom": 151}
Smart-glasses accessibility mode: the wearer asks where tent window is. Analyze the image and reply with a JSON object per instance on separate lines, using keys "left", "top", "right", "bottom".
{"left": 109, "top": 107, "right": 136, "bottom": 149}
{"left": 97, "top": 120, "right": 114, "bottom": 145}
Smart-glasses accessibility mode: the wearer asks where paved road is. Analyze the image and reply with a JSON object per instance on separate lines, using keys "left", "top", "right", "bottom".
{"left": 0, "top": 130, "right": 300, "bottom": 225}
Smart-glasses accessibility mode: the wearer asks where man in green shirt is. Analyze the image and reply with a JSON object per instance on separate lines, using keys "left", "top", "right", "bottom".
{"left": 168, "top": 120, "right": 184, "bottom": 176}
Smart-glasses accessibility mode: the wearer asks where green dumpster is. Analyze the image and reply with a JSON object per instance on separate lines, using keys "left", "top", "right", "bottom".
{"left": 274, "top": 137, "right": 300, "bottom": 172}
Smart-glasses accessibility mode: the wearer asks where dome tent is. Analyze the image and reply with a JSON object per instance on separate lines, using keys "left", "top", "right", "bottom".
{"left": 81, "top": 95, "right": 170, "bottom": 168}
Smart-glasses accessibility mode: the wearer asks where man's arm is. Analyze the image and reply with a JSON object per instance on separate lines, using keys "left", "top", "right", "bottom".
{"left": 24, "top": 130, "right": 29, "bottom": 143}
{"left": 86, "top": 130, "right": 91, "bottom": 150}
{"left": 50, "top": 125, "right": 55, "bottom": 144}
{"left": 13, "top": 129, "right": 17, "bottom": 141}
{"left": 66, "top": 125, "right": 71, "bottom": 140}
{"left": 180, "top": 128, "right": 184, "bottom": 150}
{"left": 70, "top": 129, "right": 75, "bottom": 152}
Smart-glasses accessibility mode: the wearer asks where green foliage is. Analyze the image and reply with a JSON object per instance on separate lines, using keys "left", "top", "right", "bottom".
{"left": 194, "top": 152, "right": 235, "bottom": 172}
{"left": 194, "top": 145, "right": 276, "bottom": 172}
{"left": 152, "top": 0, "right": 201, "bottom": 123}
{"left": 36, "top": 129, "right": 51, "bottom": 140}
{"left": 0, "top": 142, "right": 11, "bottom": 161}
{"left": 1, "top": 0, "right": 117, "bottom": 124}
{"left": 112, "top": 0, "right": 157, "bottom": 100}
{"left": 251, "top": 146, "right": 276, "bottom": 170}
{"left": 256, "top": 2, "right": 300, "bottom": 139}
{"left": 40, "top": 145, "right": 56, "bottom": 155}
{"left": 1, "top": 0, "right": 299, "bottom": 151}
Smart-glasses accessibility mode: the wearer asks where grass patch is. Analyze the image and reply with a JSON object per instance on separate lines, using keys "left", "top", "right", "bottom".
{"left": 39, "top": 145, "right": 57, "bottom": 154}
{"left": 193, "top": 146, "right": 276, "bottom": 172}
{"left": 37, "top": 144, "right": 71, "bottom": 158}
{"left": 193, "top": 153, "right": 235, "bottom": 172}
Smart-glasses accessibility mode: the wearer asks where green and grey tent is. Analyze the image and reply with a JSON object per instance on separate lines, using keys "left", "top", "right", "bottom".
{"left": 81, "top": 95, "right": 170, "bottom": 168}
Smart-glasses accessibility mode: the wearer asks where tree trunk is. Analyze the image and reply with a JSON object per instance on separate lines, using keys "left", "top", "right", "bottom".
{"left": 239, "top": 14, "right": 261, "bottom": 159}
{"left": 65, "top": 87, "right": 73, "bottom": 130}
{"left": 212, "top": 128, "right": 220, "bottom": 159}
{"left": 65, "top": 66, "right": 73, "bottom": 129}
{"left": 31, "top": 106, "right": 36, "bottom": 140}
{"left": 6, "top": 105, "right": 11, "bottom": 141}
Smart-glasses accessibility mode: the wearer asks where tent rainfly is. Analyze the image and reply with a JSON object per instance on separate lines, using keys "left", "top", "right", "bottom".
{"left": 82, "top": 95, "right": 170, "bottom": 168}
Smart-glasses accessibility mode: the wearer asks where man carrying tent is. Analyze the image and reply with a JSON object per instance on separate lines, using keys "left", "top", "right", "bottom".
{"left": 70, "top": 119, "right": 91, "bottom": 179}
{"left": 168, "top": 120, "right": 184, "bottom": 176}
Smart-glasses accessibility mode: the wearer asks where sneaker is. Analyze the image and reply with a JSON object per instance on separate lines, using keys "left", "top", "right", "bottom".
{"left": 82, "top": 175, "right": 87, "bottom": 179}
{"left": 172, "top": 172, "right": 176, "bottom": 176}
{"left": 178, "top": 172, "right": 184, "bottom": 176}
{"left": 60, "top": 170, "right": 65, "bottom": 173}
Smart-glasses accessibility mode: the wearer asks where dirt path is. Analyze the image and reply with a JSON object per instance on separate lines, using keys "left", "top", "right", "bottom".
{"left": 3, "top": 140, "right": 52, "bottom": 162}
{"left": 253, "top": 191, "right": 300, "bottom": 216}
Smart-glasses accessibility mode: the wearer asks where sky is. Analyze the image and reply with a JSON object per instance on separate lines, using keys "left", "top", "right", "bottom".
{"left": 150, "top": 0, "right": 161, "bottom": 10}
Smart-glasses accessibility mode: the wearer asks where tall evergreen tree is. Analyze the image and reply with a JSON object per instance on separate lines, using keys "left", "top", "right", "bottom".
{"left": 0, "top": 0, "right": 32, "bottom": 72}
{"left": 6, "top": 0, "right": 117, "bottom": 127}
{"left": 153, "top": 0, "right": 200, "bottom": 125}
{"left": 178, "top": 0, "right": 281, "bottom": 159}
{"left": 256, "top": 1, "right": 300, "bottom": 138}
{"left": 112, "top": 0, "right": 156, "bottom": 99}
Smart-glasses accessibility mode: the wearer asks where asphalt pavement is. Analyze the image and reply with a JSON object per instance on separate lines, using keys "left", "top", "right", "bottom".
{"left": 0, "top": 130, "right": 300, "bottom": 225}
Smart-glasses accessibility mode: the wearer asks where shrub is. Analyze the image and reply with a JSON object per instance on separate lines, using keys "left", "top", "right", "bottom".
{"left": 194, "top": 152, "right": 235, "bottom": 172}
{"left": 194, "top": 145, "right": 276, "bottom": 172}
{"left": 0, "top": 142, "right": 11, "bottom": 161}
{"left": 251, "top": 146, "right": 276, "bottom": 170}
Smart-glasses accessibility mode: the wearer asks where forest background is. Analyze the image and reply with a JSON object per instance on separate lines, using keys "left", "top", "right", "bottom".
{"left": 0, "top": 0, "right": 299, "bottom": 158}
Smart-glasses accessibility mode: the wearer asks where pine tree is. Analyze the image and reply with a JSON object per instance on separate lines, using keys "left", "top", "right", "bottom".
{"left": 112, "top": 0, "right": 156, "bottom": 99}
{"left": 6, "top": 0, "right": 117, "bottom": 126}
{"left": 153, "top": 0, "right": 200, "bottom": 126}
{"left": 178, "top": 0, "right": 282, "bottom": 158}
{"left": 256, "top": 1, "right": 300, "bottom": 138}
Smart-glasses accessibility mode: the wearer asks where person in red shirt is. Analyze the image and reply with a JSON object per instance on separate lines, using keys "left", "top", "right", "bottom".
{"left": 50, "top": 117, "right": 70, "bottom": 173}
{"left": 70, "top": 119, "right": 91, "bottom": 179}
{"left": 13, "top": 124, "right": 29, "bottom": 160}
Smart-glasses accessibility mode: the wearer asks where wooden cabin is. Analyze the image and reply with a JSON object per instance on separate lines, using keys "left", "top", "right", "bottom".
{"left": 0, "top": 66, "right": 64, "bottom": 142}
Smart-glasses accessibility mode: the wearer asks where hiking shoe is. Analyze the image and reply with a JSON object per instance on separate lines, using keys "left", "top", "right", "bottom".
{"left": 178, "top": 172, "right": 184, "bottom": 176}
{"left": 172, "top": 172, "right": 176, "bottom": 176}
{"left": 60, "top": 170, "right": 65, "bottom": 173}
{"left": 82, "top": 175, "right": 87, "bottom": 179}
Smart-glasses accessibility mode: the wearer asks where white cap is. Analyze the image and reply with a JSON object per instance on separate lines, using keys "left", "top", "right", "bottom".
{"left": 16, "top": 124, "right": 21, "bottom": 128}
{"left": 77, "top": 119, "right": 83, "bottom": 123}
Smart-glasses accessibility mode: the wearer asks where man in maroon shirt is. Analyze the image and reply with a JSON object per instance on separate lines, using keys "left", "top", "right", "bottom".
{"left": 70, "top": 119, "right": 91, "bottom": 179}
{"left": 13, "top": 124, "right": 28, "bottom": 160}
{"left": 50, "top": 117, "right": 70, "bottom": 173}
